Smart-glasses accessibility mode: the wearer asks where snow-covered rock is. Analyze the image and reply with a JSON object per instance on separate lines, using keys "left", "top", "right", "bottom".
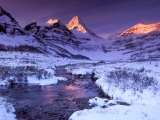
{"left": 0, "top": 97, "right": 16, "bottom": 120}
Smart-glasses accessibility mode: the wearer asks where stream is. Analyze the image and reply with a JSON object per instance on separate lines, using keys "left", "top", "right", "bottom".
{"left": 0, "top": 66, "right": 100, "bottom": 120}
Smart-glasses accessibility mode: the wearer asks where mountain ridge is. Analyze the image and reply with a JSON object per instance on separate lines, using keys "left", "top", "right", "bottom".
{"left": 119, "top": 22, "right": 160, "bottom": 37}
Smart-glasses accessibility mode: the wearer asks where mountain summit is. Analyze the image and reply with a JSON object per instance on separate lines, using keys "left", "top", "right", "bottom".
{"left": 66, "top": 16, "right": 87, "bottom": 33}
{"left": 0, "top": 6, "right": 26, "bottom": 35}
{"left": 119, "top": 22, "right": 160, "bottom": 37}
{"left": 66, "top": 16, "right": 101, "bottom": 38}
{"left": 46, "top": 19, "right": 59, "bottom": 24}
{"left": 0, "top": 6, "right": 18, "bottom": 25}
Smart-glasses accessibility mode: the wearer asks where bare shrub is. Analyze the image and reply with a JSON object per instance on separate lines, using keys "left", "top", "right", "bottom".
{"left": 0, "top": 65, "right": 54, "bottom": 84}
{"left": 106, "top": 67, "right": 157, "bottom": 92}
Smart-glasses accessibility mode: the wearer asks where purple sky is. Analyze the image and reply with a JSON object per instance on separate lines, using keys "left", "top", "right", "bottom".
{"left": 1, "top": 0, "right": 160, "bottom": 38}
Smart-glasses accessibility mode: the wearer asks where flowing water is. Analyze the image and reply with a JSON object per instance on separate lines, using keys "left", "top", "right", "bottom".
{"left": 0, "top": 66, "right": 100, "bottom": 120}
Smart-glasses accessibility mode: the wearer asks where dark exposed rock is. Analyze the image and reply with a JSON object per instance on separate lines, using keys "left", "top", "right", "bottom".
{"left": 91, "top": 72, "right": 98, "bottom": 81}
{"left": 8, "top": 77, "right": 17, "bottom": 86}
{"left": 0, "top": 24, "right": 6, "bottom": 33}
{"left": 24, "top": 22, "right": 37, "bottom": 31}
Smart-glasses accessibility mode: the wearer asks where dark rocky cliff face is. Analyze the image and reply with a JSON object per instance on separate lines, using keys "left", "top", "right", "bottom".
{"left": 0, "top": 6, "right": 26, "bottom": 35}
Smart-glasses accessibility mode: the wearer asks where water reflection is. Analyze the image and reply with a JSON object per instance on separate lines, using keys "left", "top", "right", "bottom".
{"left": 0, "top": 67, "right": 99, "bottom": 110}
{"left": 65, "top": 85, "right": 78, "bottom": 90}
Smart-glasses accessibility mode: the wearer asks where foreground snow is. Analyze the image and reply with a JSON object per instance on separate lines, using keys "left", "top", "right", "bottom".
{"left": 0, "top": 97, "right": 16, "bottom": 120}
{"left": 0, "top": 51, "right": 160, "bottom": 119}
{"left": 66, "top": 60, "right": 160, "bottom": 120}
{"left": 65, "top": 60, "right": 160, "bottom": 105}
{"left": 70, "top": 97, "right": 160, "bottom": 120}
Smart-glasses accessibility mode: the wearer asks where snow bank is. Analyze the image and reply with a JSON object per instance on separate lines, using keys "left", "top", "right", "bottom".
{"left": 67, "top": 61, "right": 160, "bottom": 120}
{"left": 27, "top": 76, "right": 67, "bottom": 85}
{"left": 27, "top": 68, "right": 67, "bottom": 85}
{"left": 0, "top": 97, "right": 16, "bottom": 120}
{"left": 69, "top": 104, "right": 160, "bottom": 120}
{"left": 69, "top": 68, "right": 93, "bottom": 75}
{"left": 65, "top": 61, "right": 160, "bottom": 106}
{"left": 0, "top": 67, "right": 67, "bottom": 86}
{"left": 96, "top": 74, "right": 160, "bottom": 106}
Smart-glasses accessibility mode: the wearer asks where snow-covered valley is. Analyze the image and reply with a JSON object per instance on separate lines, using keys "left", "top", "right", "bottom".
{"left": 0, "top": 5, "right": 160, "bottom": 120}
{"left": 0, "top": 51, "right": 160, "bottom": 120}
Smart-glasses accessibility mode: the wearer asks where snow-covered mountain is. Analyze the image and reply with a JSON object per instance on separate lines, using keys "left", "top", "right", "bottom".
{"left": 119, "top": 22, "right": 160, "bottom": 37}
{"left": 0, "top": 6, "right": 89, "bottom": 59}
{"left": 109, "top": 22, "right": 160, "bottom": 60}
{"left": 24, "top": 20, "right": 89, "bottom": 59}
{"left": 24, "top": 18, "right": 109, "bottom": 60}
{"left": 66, "top": 16, "right": 101, "bottom": 38}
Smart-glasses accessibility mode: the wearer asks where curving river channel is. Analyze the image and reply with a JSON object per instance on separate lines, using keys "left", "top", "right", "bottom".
{"left": 0, "top": 66, "right": 100, "bottom": 120}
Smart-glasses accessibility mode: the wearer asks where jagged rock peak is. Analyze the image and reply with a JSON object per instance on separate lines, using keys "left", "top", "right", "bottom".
{"left": 66, "top": 16, "right": 101, "bottom": 38}
{"left": 66, "top": 16, "right": 87, "bottom": 33}
{"left": 70, "top": 16, "right": 84, "bottom": 25}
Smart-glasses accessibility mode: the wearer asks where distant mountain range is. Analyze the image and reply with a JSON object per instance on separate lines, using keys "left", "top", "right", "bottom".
{"left": 0, "top": 6, "right": 160, "bottom": 60}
